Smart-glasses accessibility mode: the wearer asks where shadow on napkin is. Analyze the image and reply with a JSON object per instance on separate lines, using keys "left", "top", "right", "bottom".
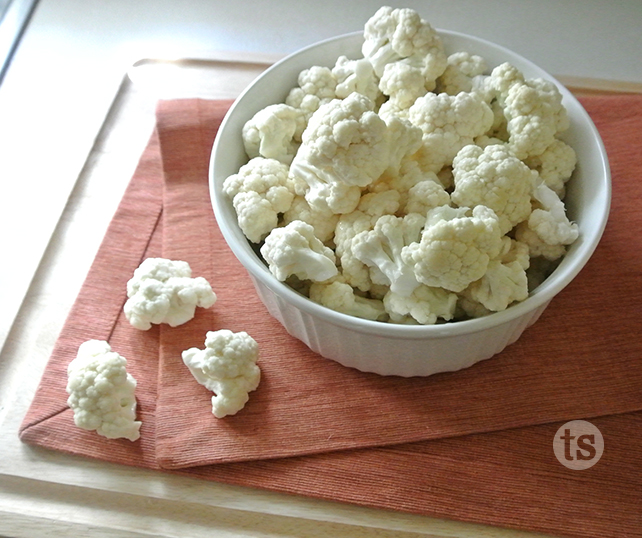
{"left": 18, "top": 95, "right": 642, "bottom": 538}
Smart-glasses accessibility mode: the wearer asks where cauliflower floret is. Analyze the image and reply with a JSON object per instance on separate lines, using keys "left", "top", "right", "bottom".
{"left": 384, "top": 284, "right": 457, "bottom": 325}
{"left": 409, "top": 91, "right": 494, "bottom": 173}
{"left": 66, "top": 340, "right": 141, "bottom": 441}
{"left": 241, "top": 104, "right": 302, "bottom": 165}
{"left": 487, "top": 62, "right": 524, "bottom": 95}
{"left": 282, "top": 195, "right": 339, "bottom": 244}
{"left": 289, "top": 93, "right": 391, "bottom": 214}
{"left": 378, "top": 60, "right": 432, "bottom": 111}
{"left": 404, "top": 175, "right": 450, "bottom": 216}
{"left": 527, "top": 180, "right": 579, "bottom": 246}
{"left": 260, "top": 220, "right": 339, "bottom": 282}
{"left": 378, "top": 99, "right": 411, "bottom": 123}
{"left": 124, "top": 258, "right": 216, "bottom": 330}
{"left": 436, "top": 51, "right": 488, "bottom": 96}
{"left": 285, "top": 65, "right": 338, "bottom": 130}
{"left": 499, "top": 236, "right": 531, "bottom": 270}
{"left": 362, "top": 6, "right": 447, "bottom": 85}
{"left": 524, "top": 138, "right": 577, "bottom": 197}
{"left": 334, "top": 190, "right": 401, "bottom": 292}
{"left": 382, "top": 115, "right": 424, "bottom": 174}
{"left": 488, "top": 62, "right": 569, "bottom": 159}
{"left": 182, "top": 330, "right": 260, "bottom": 419}
{"left": 514, "top": 222, "right": 567, "bottom": 261}
{"left": 332, "top": 55, "right": 383, "bottom": 104}
{"left": 223, "top": 157, "right": 295, "bottom": 243}
{"left": 463, "top": 238, "right": 530, "bottom": 312}
{"left": 351, "top": 213, "right": 426, "bottom": 296}
{"left": 309, "top": 277, "right": 387, "bottom": 321}
{"left": 451, "top": 144, "right": 537, "bottom": 234}
{"left": 368, "top": 158, "right": 423, "bottom": 208}
{"left": 402, "top": 205, "right": 504, "bottom": 292}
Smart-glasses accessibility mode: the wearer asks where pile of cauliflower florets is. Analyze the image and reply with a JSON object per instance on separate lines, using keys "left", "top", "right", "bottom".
{"left": 66, "top": 258, "right": 262, "bottom": 442}
{"left": 223, "top": 6, "right": 579, "bottom": 325}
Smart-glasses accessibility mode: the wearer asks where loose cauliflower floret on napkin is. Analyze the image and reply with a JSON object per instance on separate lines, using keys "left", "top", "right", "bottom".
{"left": 182, "top": 330, "right": 261, "bottom": 419}
{"left": 124, "top": 257, "right": 216, "bottom": 330}
{"left": 66, "top": 340, "right": 141, "bottom": 441}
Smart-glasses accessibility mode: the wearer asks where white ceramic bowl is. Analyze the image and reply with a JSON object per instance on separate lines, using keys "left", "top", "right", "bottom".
{"left": 210, "top": 30, "right": 611, "bottom": 377}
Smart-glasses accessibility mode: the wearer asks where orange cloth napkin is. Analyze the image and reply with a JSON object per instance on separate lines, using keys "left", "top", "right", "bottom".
{"left": 19, "top": 95, "right": 642, "bottom": 538}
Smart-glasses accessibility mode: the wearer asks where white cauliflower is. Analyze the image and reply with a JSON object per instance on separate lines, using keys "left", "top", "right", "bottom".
{"left": 66, "top": 340, "right": 141, "bottom": 441}
{"left": 368, "top": 157, "right": 425, "bottom": 210}
{"left": 309, "top": 277, "right": 387, "bottom": 321}
{"left": 451, "top": 144, "right": 537, "bottom": 234}
{"left": 378, "top": 60, "right": 432, "bottom": 111}
{"left": 289, "top": 92, "right": 391, "bottom": 214}
{"left": 332, "top": 55, "right": 383, "bottom": 103}
{"left": 524, "top": 138, "right": 577, "bottom": 197}
{"left": 514, "top": 222, "right": 568, "bottom": 261}
{"left": 223, "top": 157, "right": 295, "bottom": 243}
{"left": 282, "top": 195, "right": 339, "bottom": 244}
{"left": 222, "top": 6, "right": 580, "bottom": 325}
{"left": 463, "top": 238, "right": 530, "bottom": 312}
{"left": 527, "top": 179, "right": 579, "bottom": 246}
{"left": 382, "top": 115, "right": 424, "bottom": 175}
{"left": 408, "top": 91, "right": 494, "bottom": 173}
{"left": 404, "top": 175, "right": 450, "bottom": 216}
{"left": 362, "top": 5, "right": 447, "bottom": 86}
{"left": 285, "top": 65, "right": 338, "bottom": 129}
{"left": 402, "top": 205, "right": 504, "bottom": 292}
{"left": 384, "top": 284, "right": 457, "bottom": 325}
{"left": 436, "top": 51, "right": 488, "bottom": 96}
{"left": 334, "top": 190, "right": 401, "bottom": 292}
{"left": 260, "top": 220, "right": 339, "bottom": 282}
{"left": 488, "top": 62, "right": 570, "bottom": 159}
{"left": 124, "top": 258, "right": 216, "bottom": 330}
{"left": 241, "top": 103, "right": 302, "bottom": 165}
{"left": 351, "top": 212, "right": 426, "bottom": 296}
{"left": 182, "top": 330, "right": 260, "bottom": 419}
